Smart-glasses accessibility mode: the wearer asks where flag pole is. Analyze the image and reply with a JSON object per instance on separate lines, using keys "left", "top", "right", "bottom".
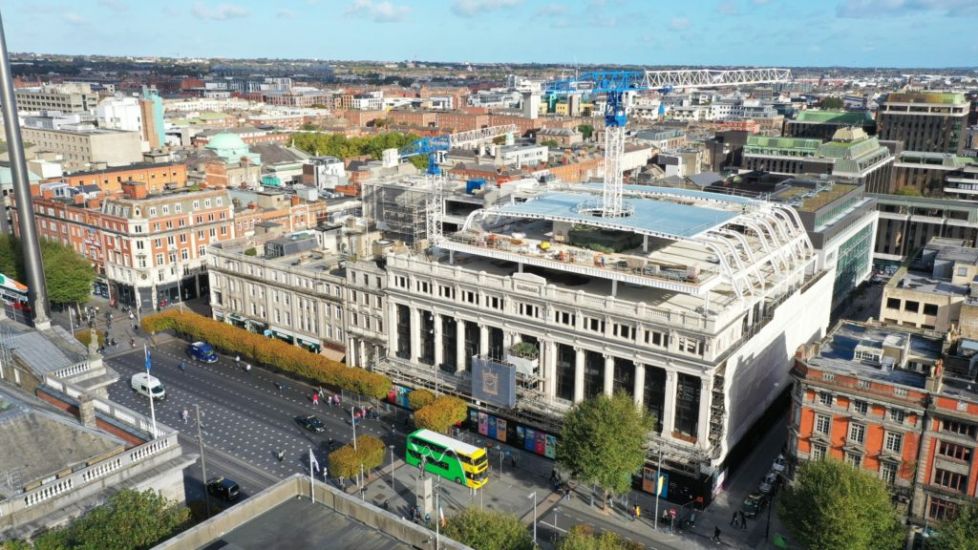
{"left": 145, "top": 344, "right": 157, "bottom": 439}
{"left": 310, "top": 446, "right": 315, "bottom": 503}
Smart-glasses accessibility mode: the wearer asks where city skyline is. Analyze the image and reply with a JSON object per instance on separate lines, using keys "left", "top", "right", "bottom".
{"left": 4, "top": 0, "right": 978, "bottom": 69}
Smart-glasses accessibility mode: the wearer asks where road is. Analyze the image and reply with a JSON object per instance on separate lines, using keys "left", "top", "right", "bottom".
{"left": 106, "top": 339, "right": 402, "bottom": 504}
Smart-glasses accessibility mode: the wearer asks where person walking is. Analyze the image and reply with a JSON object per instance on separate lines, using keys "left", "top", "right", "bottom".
{"left": 713, "top": 526, "right": 721, "bottom": 544}
{"left": 633, "top": 504, "right": 641, "bottom": 521}
{"left": 244, "top": 363, "right": 251, "bottom": 373}
{"left": 181, "top": 408, "right": 189, "bottom": 424}
{"left": 276, "top": 449, "right": 285, "bottom": 462}
{"left": 179, "top": 360, "right": 187, "bottom": 372}
{"left": 729, "top": 511, "right": 737, "bottom": 526}
{"left": 739, "top": 511, "right": 748, "bottom": 530}
{"left": 312, "top": 392, "right": 319, "bottom": 406}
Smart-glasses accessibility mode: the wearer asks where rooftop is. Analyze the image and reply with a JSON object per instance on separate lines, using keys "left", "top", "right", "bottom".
{"left": 744, "top": 135, "right": 822, "bottom": 154}
{"left": 804, "top": 322, "right": 938, "bottom": 389}
{"left": 791, "top": 110, "right": 875, "bottom": 125}
{"left": 885, "top": 91, "right": 968, "bottom": 105}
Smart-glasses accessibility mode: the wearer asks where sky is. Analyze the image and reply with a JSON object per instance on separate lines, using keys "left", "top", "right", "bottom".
{"left": 3, "top": 0, "right": 978, "bottom": 68}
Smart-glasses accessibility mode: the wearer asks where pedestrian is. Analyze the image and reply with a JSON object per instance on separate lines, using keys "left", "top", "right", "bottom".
{"left": 739, "top": 511, "right": 747, "bottom": 530}
{"left": 179, "top": 360, "right": 186, "bottom": 372}
{"left": 129, "top": 337, "right": 135, "bottom": 348}
{"left": 235, "top": 354, "right": 240, "bottom": 365}
{"left": 244, "top": 363, "right": 251, "bottom": 373}
{"left": 713, "top": 526, "right": 721, "bottom": 544}
{"left": 276, "top": 449, "right": 285, "bottom": 462}
{"left": 633, "top": 504, "right": 641, "bottom": 521}
{"left": 275, "top": 382, "right": 284, "bottom": 392}
{"left": 510, "top": 453, "right": 517, "bottom": 468}
{"left": 312, "top": 392, "right": 319, "bottom": 406}
{"left": 182, "top": 408, "right": 189, "bottom": 424}
{"left": 730, "top": 511, "right": 738, "bottom": 526}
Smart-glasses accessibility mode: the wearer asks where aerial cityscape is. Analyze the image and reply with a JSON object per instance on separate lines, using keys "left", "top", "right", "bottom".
{"left": 2, "top": 1, "right": 978, "bottom": 549}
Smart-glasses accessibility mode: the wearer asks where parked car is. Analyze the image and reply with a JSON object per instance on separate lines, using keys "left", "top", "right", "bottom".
{"left": 742, "top": 492, "right": 767, "bottom": 518}
{"left": 759, "top": 479, "right": 774, "bottom": 495}
{"left": 188, "top": 341, "right": 219, "bottom": 363}
{"left": 207, "top": 477, "right": 240, "bottom": 502}
{"left": 771, "top": 454, "right": 787, "bottom": 474}
{"left": 295, "top": 415, "right": 326, "bottom": 433}
{"left": 130, "top": 372, "right": 166, "bottom": 400}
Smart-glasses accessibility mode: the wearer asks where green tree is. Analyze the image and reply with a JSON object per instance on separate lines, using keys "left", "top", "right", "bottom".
{"left": 556, "top": 393, "right": 654, "bottom": 503}
{"left": 818, "top": 97, "right": 845, "bottom": 109}
{"left": 541, "top": 139, "right": 560, "bottom": 148}
{"left": 40, "top": 239, "right": 96, "bottom": 307}
{"left": 559, "top": 524, "right": 644, "bottom": 550}
{"left": 443, "top": 507, "right": 533, "bottom": 550}
{"left": 779, "top": 459, "right": 903, "bottom": 550}
{"left": 407, "top": 388, "right": 436, "bottom": 410}
{"left": 414, "top": 395, "right": 467, "bottom": 433}
{"left": 0, "top": 233, "right": 21, "bottom": 277}
{"left": 931, "top": 502, "right": 978, "bottom": 550}
{"left": 327, "top": 435, "right": 386, "bottom": 480}
{"left": 31, "top": 489, "right": 189, "bottom": 550}
{"left": 577, "top": 124, "right": 594, "bottom": 140}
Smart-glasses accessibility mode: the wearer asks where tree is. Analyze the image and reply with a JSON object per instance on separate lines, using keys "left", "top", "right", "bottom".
{"left": 0, "top": 233, "right": 20, "bottom": 277}
{"left": 541, "top": 139, "right": 560, "bottom": 148}
{"left": 443, "top": 507, "right": 533, "bottom": 550}
{"left": 30, "top": 489, "right": 189, "bottom": 550}
{"left": 407, "top": 388, "right": 435, "bottom": 410}
{"left": 0, "top": 236, "right": 95, "bottom": 307}
{"left": 578, "top": 124, "right": 594, "bottom": 140}
{"left": 818, "top": 97, "right": 845, "bottom": 109}
{"left": 556, "top": 393, "right": 654, "bottom": 502}
{"left": 779, "top": 459, "right": 903, "bottom": 550}
{"left": 931, "top": 502, "right": 978, "bottom": 550}
{"left": 328, "top": 435, "right": 386, "bottom": 480}
{"left": 559, "top": 524, "right": 644, "bottom": 550}
{"left": 414, "top": 395, "right": 467, "bottom": 433}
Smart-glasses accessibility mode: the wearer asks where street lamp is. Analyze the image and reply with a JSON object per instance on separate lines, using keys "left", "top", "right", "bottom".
{"left": 389, "top": 444, "right": 396, "bottom": 492}
{"left": 765, "top": 470, "right": 789, "bottom": 542}
{"left": 528, "top": 491, "right": 538, "bottom": 545}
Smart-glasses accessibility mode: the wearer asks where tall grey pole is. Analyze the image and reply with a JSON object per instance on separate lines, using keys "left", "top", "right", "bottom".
{"left": 0, "top": 11, "right": 49, "bottom": 327}
{"left": 195, "top": 404, "right": 211, "bottom": 519}
{"left": 654, "top": 446, "right": 663, "bottom": 530}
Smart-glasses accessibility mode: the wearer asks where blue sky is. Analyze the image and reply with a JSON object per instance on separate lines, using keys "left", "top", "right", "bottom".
{"left": 3, "top": 0, "right": 978, "bottom": 67}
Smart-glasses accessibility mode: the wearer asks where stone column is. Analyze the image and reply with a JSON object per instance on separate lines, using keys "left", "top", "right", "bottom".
{"left": 479, "top": 325, "right": 489, "bottom": 358}
{"left": 633, "top": 363, "right": 646, "bottom": 407}
{"left": 503, "top": 331, "right": 514, "bottom": 352}
{"left": 433, "top": 314, "right": 444, "bottom": 368}
{"left": 455, "top": 319, "right": 466, "bottom": 373}
{"left": 544, "top": 340, "right": 558, "bottom": 400}
{"left": 697, "top": 376, "right": 713, "bottom": 448}
{"left": 573, "top": 347, "right": 585, "bottom": 403}
{"left": 347, "top": 337, "right": 357, "bottom": 367}
{"left": 662, "top": 370, "right": 678, "bottom": 436}
{"left": 389, "top": 302, "right": 400, "bottom": 360}
{"left": 409, "top": 307, "right": 421, "bottom": 364}
{"left": 603, "top": 355, "right": 615, "bottom": 396}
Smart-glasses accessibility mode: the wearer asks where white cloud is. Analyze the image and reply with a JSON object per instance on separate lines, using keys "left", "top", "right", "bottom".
{"left": 536, "top": 3, "right": 568, "bottom": 17}
{"left": 669, "top": 16, "right": 690, "bottom": 30}
{"left": 277, "top": 9, "right": 296, "bottom": 18}
{"left": 345, "top": 0, "right": 411, "bottom": 23}
{"left": 717, "top": 0, "right": 738, "bottom": 14}
{"left": 98, "top": 0, "right": 128, "bottom": 11}
{"left": 63, "top": 12, "right": 88, "bottom": 25}
{"left": 192, "top": 2, "right": 250, "bottom": 21}
{"left": 837, "top": 0, "right": 978, "bottom": 18}
{"left": 451, "top": 0, "right": 522, "bottom": 18}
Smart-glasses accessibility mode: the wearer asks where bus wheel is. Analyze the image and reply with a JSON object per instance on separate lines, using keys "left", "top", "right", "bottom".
{"left": 455, "top": 477, "right": 463, "bottom": 485}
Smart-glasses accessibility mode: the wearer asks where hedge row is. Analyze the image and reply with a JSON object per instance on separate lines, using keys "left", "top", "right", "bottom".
{"left": 327, "top": 435, "right": 386, "bottom": 479}
{"left": 141, "top": 310, "right": 391, "bottom": 399}
{"left": 414, "top": 395, "right": 468, "bottom": 434}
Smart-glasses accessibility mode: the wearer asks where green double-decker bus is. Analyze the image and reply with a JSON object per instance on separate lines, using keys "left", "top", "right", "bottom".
{"left": 405, "top": 429, "right": 489, "bottom": 489}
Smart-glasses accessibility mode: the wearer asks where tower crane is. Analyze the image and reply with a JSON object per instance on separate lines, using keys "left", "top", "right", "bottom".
{"left": 386, "top": 124, "right": 518, "bottom": 176}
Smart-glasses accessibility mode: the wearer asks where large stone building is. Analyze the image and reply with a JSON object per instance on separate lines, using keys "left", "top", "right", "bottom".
{"left": 890, "top": 151, "right": 976, "bottom": 197}
{"left": 784, "top": 109, "right": 876, "bottom": 141}
{"left": 374, "top": 184, "right": 833, "bottom": 503}
{"left": 14, "top": 83, "right": 98, "bottom": 113}
{"left": 20, "top": 126, "right": 143, "bottom": 171}
{"left": 877, "top": 92, "right": 969, "bottom": 154}
{"left": 872, "top": 194, "right": 978, "bottom": 264}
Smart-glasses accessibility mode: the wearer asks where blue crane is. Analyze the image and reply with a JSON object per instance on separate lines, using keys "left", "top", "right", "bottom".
{"left": 544, "top": 70, "right": 650, "bottom": 217}
{"left": 398, "top": 135, "right": 451, "bottom": 176}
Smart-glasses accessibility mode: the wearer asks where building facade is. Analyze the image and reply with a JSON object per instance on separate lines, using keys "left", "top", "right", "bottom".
{"left": 877, "top": 92, "right": 969, "bottom": 154}
{"left": 20, "top": 127, "right": 143, "bottom": 171}
{"left": 14, "top": 83, "right": 98, "bottom": 113}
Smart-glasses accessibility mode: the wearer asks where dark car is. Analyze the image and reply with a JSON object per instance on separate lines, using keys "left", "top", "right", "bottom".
{"left": 188, "top": 341, "right": 219, "bottom": 363}
{"left": 207, "top": 477, "right": 240, "bottom": 502}
{"left": 296, "top": 415, "right": 326, "bottom": 433}
{"left": 742, "top": 492, "right": 767, "bottom": 518}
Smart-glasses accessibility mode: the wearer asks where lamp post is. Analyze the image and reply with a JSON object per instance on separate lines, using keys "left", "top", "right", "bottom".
{"left": 653, "top": 446, "right": 663, "bottom": 530}
{"left": 389, "top": 444, "right": 396, "bottom": 492}
{"left": 764, "top": 470, "right": 788, "bottom": 542}
{"left": 528, "top": 491, "right": 538, "bottom": 545}
{"left": 351, "top": 406, "right": 358, "bottom": 450}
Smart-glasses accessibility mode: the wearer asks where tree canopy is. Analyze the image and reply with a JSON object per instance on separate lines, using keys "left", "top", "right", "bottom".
{"left": 931, "top": 502, "right": 978, "bottom": 550}
{"left": 577, "top": 124, "right": 594, "bottom": 140}
{"left": 291, "top": 131, "right": 419, "bottom": 161}
{"left": 559, "top": 524, "right": 644, "bottom": 550}
{"left": 27, "top": 489, "right": 189, "bottom": 550}
{"left": 413, "top": 395, "right": 467, "bottom": 433}
{"left": 443, "top": 507, "right": 533, "bottom": 550}
{"left": 327, "top": 435, "right": 386, "bottom": 479}
{"left": 556, "top": 393, "right": 654, "bottom": 497}
{"left": 407, "top": 388, "right": 435, "bottom": 410}
{"left": 0, "top": 235, "right": 96, "bottom": 306}
{"left": 779, "top": 459, "right": 903, "bottom": 550}
{"left": 818, "top": 97, "right": 845, "bottom": 109}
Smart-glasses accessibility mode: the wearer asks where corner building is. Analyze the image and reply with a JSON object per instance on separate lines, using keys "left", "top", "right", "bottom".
{"left": 377, "top": 185, "right": 833, "bottom": 503}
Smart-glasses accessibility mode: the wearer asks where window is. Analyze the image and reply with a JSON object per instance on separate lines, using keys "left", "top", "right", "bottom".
{"left": 942, "top": 420, "right": 978, "bottom": 438}
{"left": 438, "top": 285, "right": 455, "bottom": 300}
{"left": 155, "top": 254, "right": 164, "bottom": 265}
{"left": 957, "top": 266, "right": 968, "bottom": 277}
{"left": 585, "top": 317, "right": 605, "bottom": 333}
{"left": 853, "top": 401, "right": 869, "bottom": 415}
{"left": 822, "top": 373, "right": 835, "bottom": 382}
{"left": 848, "top": 423, "right": 865, "bottom": 444}
{"left": 811, "top": 443, "right": 827, "bottom": 460}
{"left": 461, "top": 290, "right": 477, "bottom": 304}
{"left": 934, "top": 469, "right": 967, "bottom": 492}
{"left": 884, "top": 432, "right": 902, "bottom": 453}
{"left": 518, "top": 303, "right": 540, "bottom": 319}
{"left": 930, "top": 497, "right": 959, "bottom": 521}
{"left": 394, "top": 276, "right": 408, "bottom": 289}
{"left": 677, "top": 336, "right": 701, "bottom": 355}
{"left": 162, "top": 205, "right": 170, "bottom": 215}
{"left": 845, "top": 452, "right": 862, "bottom": 468}
{"left": 819, "top": 392, "right": 833, "bottom": 406}
{"left": 814, "top": 414, "right": 831, "bottom": 435}
{"left": 886, "top": 297, "right": 901, "bottom": 310}
{"left": 894, "top": 388, "right": 908, "bottom": 398}
{"left": 857, "top": 379, "right": 871, "bottom": 389}
{"left": 880, "top": 462, "right": 897, "bottom": 485}
{"left": 904, "top": 301, "right": 919, "bottom": 313}
{"left": 645, "top": 330, "right": 668, "bottom": 347}
{"left": 555, "top": 310, "right": 576, "bottom": 326}
{"left": 613, "top": 323, "right": 635, "bottom": 340}
{"left": 923, "top": 303, "right": 939, "bottom": 315}
{"left": 487, "top": 296, "right": 502, "bottom": 310}
{"left": 889, "top": 409, "right": 906, "bottom": 424}
{"left": 938, "top": 441, "right": 972, "bottom": 462}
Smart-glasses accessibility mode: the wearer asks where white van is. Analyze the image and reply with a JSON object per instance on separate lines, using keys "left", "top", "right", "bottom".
{"left": 130, "top": 373, "right": 166, "bottom": 400}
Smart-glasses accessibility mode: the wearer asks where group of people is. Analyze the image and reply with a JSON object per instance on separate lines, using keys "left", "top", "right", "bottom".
{"left": 729, "top": 510, "right": 748, "bottom": 530}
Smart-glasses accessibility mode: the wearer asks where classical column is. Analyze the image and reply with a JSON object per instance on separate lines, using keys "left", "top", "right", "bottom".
{"left": 455, "top": 318, "right": 466, "bottom": 373}
{"left": 433, "top": 314, "right": 444, "bottom": 368}
{"left": 573, "top": 347, "right": 585, "bottom": 403}
{"left": 544, "top": 340, "right": 558, "bottom": 400}
{"left": 633, "top": 363, "right": 646, "bottom": 407}
{"left": 347, "top": 337, "right": 357, "bottom": 367}
{"left": 479, "top": 325, "right": 489, "bottom": 358}
{"left": 389, "top": 302, "right": 400, "bottom": 360}
{"left": 697, "top": 375, "right": 713, "bottom": 448}
{"left": 662, "top": 370, "right": 678, "bottom": 436}
{"left": 503, "top": 331, "right": 514, "bottom": 352}
{"left": 409, "top": 307, "right": 421, "bottom": 364}
{"left": 603, "top": 355, "right": 614, "bottom": 397}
